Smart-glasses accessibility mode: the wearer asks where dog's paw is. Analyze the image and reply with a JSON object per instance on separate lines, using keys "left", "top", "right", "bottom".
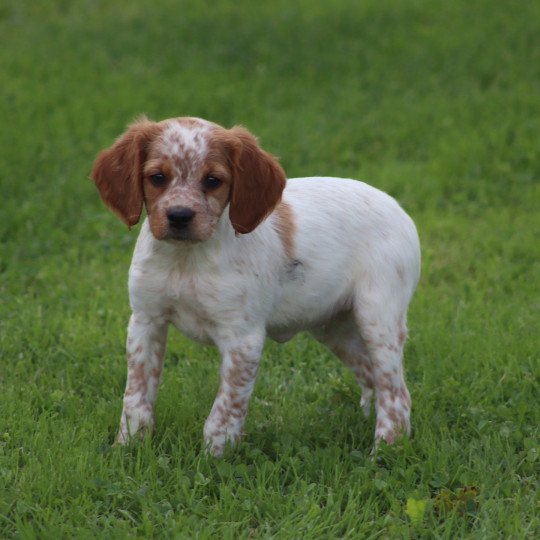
{"left": 115, "top": 410, "right": 154, "bottom": 445}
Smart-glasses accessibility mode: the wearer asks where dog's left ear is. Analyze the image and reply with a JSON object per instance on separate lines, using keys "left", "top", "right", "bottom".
{"left": 227, "top": 127, "right": 286, "bottom": 234}
{"left": 91, "top": 117, "right": 161, "bottom": 228}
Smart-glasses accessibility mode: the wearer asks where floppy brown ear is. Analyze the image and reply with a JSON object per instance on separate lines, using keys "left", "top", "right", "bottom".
{"left": 227, "top": 126, "right": 287, "bottom": 234}
{"left": 91, "top": 118, "right": 161, "bottom": 228}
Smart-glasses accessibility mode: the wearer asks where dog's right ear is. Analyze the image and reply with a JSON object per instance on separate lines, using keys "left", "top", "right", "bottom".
{"left": 91, "top": 117, "right": 162, "bottom": 228}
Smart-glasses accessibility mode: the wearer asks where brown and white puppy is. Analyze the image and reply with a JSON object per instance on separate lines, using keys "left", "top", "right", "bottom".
{"left": 92, "top": 117, "right": 421, "bottom": 456}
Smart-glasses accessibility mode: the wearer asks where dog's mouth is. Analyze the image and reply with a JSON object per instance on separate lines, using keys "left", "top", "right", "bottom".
{"left": 162, "top": 223, "right": 218, "bottom": 244}
{"left": 163, "top": 228, "right": 199, "bottom": 243}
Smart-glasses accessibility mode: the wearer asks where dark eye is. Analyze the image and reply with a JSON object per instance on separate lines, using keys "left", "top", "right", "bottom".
{"left": 150, "top": 173, "right": 166, "bottom": 186}
{"left": 203, "top": 175, "right": 222, "bottom": 191}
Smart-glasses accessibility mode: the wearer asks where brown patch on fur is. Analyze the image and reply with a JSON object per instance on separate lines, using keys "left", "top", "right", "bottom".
{"left": 399, "top": 386, "right": 411, "bottom": 408}
{"left": 91, "top": 117, "right": 163, "bottom": 227}
{"left": 230, "top": 400, "right": 247, "bottom": 418}
{"left": 124, "top": 361, "right": 147, "bottom": 397}
{"left": 214, "top": 404, "right": 229, "bottom": 429}
{"left": 378, "top": 372, "right": 395, "bottom": 393}
{"left": 388, "top": 406, "right": 403, "bottom": 425}
{"left": 273, "top": 200, "right": 296, "bottom": 258}
{"left": 227, "top": 351, "right": 258, "bottom": 388}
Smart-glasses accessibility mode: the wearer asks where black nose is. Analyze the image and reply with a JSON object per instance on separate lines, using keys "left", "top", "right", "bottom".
{"left": 167, "top": 207, "right": 195, "bottom": 228}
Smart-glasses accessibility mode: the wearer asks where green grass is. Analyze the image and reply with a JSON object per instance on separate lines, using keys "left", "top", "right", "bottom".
{"left": 1, "top": 0, "right": 539, "bottom": 537}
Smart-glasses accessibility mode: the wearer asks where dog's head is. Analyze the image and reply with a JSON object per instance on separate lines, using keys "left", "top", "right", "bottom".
{"left": 91, "top": 117, "right": 286, "bottom": 242}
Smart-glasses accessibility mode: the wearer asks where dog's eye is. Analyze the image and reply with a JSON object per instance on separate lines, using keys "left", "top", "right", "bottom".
{"left": 203, "top": 175, "right": 222, "bottom": 191}
{"left": 150, "top": 173, "right": 166, "bottom": 186}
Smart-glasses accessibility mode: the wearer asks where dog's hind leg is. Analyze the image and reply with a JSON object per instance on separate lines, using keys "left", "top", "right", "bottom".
{"left": 353, "top": 292, "right": 412, "bottom": 445}
{"left": 312, "top": 313, "right": 375, "bottom": 418}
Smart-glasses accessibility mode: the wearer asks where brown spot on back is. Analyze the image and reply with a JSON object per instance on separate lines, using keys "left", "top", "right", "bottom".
{"left": 273, "top": 200, "right": 296, "bottom": 258}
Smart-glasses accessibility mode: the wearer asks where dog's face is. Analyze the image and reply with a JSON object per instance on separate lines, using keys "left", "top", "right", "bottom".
{"left": 91, "top": 117, "right": 286, "bottom": 242}
{"left": 142, "top": 118, "right": 233, "bottom": 242}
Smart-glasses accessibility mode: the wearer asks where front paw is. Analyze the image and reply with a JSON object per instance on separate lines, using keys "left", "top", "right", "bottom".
{"left": 203, "top": 417, "right": 243, "bottom": 457}
{"left": 115, "top": 408, "right": 154, "bottom": 445}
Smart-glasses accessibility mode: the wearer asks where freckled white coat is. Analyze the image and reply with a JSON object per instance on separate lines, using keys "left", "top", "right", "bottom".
{"left": 130, "top": 177, "right": 419, "bottom": 341}
{"left": 92, "top": 117, "right": 420, "bottom": 456}
{"left": 127, "top": 177, "right": 420, "bottom": 453}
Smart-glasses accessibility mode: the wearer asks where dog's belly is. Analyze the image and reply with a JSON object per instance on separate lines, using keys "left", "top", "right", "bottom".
{"left": 267, "top": 270, "right": 353, "bottom": 341}
{"left": 267, "top": 303, "right": 352, "bottom": 343}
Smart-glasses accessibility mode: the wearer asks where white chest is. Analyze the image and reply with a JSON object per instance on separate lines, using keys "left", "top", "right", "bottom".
{"left": 165, "top": 270, "right": 217, "bottom": 343}
{"left": 129, "top": 261, "right": 266, "bottom": 344}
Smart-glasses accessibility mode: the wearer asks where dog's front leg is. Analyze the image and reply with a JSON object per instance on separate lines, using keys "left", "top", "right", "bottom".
{"left": 204, "top": 331, "right": 265, "bottom": 456}
{"left": 116, "top": 313, "right": 168, "bottom": 444}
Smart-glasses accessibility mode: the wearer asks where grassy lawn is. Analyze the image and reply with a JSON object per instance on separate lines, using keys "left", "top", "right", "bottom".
{"left": 1, "top": 0, "right": 539, "bottom": 537}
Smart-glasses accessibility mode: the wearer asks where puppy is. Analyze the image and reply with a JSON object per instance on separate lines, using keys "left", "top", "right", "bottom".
{"left": 91, "top": 116, "right": 421, "bottom": 456}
